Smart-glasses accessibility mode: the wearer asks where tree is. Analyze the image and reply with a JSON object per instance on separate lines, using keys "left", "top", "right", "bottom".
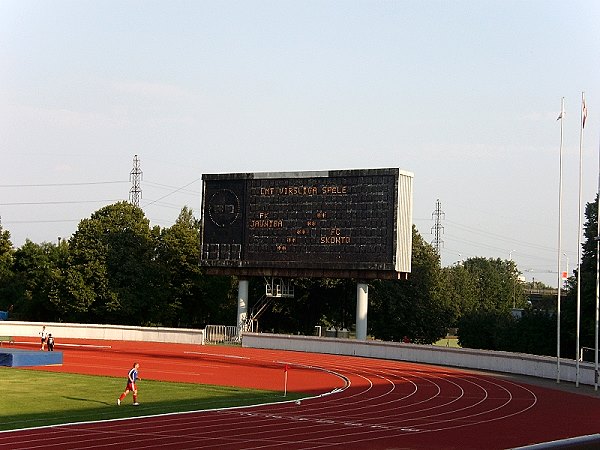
{"left": 578, "top": 196, "right": 600, "bottom": 355}
{"left": 456, "top": 309, "right": 513, "bottom": 350}
{"left": 561, "top": 194, "right": 600, "bottom": 359}
{"left": 368, "top": 226, "right": 452, "bottom": 344}
{"left": 157, "top": 207, "right": 235, "bottom": 327}
{"left": 62, "top": 202, "right": 165, "bottom": 325}
{"left": 156, "top": 207, "right": 198, "bottom": 326}
{"left": 439, "top": 263, "right": 480, "bottom": 326}
{"left": 459, "top": 257, "right": 525, "bottom": 312}
{"left": 0, "top": 224, "right": 16, "bottom": 314}
{"left": 509, "top": 309, "right": 556, "bottom": 356}
{"left": 454, "top": 256, "right": 528, "bottom": 351}
{"left": 11, "top": 240, "right": 64, "bottom": 321}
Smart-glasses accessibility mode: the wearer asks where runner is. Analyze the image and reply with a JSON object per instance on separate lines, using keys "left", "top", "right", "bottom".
{"left": 117, "top": 362, "right": 140, "bottom": 406}
{"left": 39, "top": 325, "right": 47, "bottom": 351}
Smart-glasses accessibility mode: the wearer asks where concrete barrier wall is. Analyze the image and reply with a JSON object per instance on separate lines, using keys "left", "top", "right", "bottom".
{"left": 2, "top": 322, "right": 592, "bottom": 386}
{"left": 242, "top": 332, "right": 595, "bottom": 386}
{"left": 0, "top": 321, "right": 204, "bottom": 345}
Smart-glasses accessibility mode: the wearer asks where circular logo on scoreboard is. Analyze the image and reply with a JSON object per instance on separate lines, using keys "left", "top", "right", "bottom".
{"left": 208, "top": 189, "right": 240, "bottom": 227}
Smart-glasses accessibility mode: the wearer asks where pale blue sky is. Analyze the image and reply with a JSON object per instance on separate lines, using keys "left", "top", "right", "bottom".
{"left": 1, "top": 0, "right": 599, "bottom": 287}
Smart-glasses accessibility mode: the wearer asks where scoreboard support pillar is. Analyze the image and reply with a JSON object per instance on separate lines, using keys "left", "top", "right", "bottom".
{"left": 237, "top": 279, "right": 249, "bottom": 334}
{"left": 356, "top": 283, "right": 369, "bottom": 341}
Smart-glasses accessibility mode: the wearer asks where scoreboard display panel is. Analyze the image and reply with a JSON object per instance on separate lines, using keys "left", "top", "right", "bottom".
{"left": 200, "top": 168, "right": 413, "bottom": 279}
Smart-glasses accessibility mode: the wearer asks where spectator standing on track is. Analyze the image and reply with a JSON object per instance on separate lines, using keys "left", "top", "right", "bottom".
{"left": 117, "top": 362, "right": 140, "bottom": 406}
{"left": 40, "top": 325, "right": 47, "bottom": 350}
{"left": 47, "top": 334, "right": 55, "bottom": 351}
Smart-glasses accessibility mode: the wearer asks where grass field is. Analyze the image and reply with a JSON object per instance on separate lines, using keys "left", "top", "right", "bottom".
{"left": 0, "top": 367, "right": 303, "bottom": 431}
{"left": 434, "top": 337, "right": 461, "bottom": 348}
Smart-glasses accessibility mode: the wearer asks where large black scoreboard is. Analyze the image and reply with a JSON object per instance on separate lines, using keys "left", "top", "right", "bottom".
{"left": 200, "top": 168, "right": 413, "bottom": 279}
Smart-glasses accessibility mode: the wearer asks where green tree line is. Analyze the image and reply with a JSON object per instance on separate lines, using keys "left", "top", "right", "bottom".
{"left": 0, "top": 202, "right": 236, "bottom": 328}
{"left": 451, "top": 195, "right": 600, "bottom": 360}
{"left": 3, "top": 198, "right": 594, "bottom": 358}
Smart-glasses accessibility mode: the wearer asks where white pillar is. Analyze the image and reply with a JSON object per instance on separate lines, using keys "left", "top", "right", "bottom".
{"left": 356, "top": 282, "right": 369, "bottom": 341}
{"left": 237, "top": 279, "right": 249, "bottom": 333}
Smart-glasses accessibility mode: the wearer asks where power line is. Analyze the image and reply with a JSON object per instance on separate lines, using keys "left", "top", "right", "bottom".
{"left": 0, "top": 181, "right": 127, "bottom": 188}
{"left": 143, "top": 180, "right": 200, "bottom": 195}
{"left": 0, "top": 199, "right": 124, "bottom": 206}
{"left": 3, "top": 219, "right": 82, "bottom": 224}
{"left": 444, "top": 219, "right": 558, "bottom": 253}
{"left": 417, "top": 215, "right": 576, "bottom": 262}
{"left": 143, "top": 199, "right": 197, "bottom": 209}
{"left": 142, "top": 178, "right": 201, "bottom": 207}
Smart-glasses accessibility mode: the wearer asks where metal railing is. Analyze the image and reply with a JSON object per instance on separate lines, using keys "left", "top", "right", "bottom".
{"left": 204, "top": 325, "right": 239, "bottom": 345}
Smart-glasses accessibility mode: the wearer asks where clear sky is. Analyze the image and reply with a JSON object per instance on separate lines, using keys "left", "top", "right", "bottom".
{"left": 1, "top": 0, "right": 599, "bottom": 287}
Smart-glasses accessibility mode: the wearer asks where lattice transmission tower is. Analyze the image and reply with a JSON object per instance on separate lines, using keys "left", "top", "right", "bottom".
{"left": 129, "top": 155, "right": 143, "bottom": 207}
{"left": 431, "top": 198, "right": 445, "bottom": 255}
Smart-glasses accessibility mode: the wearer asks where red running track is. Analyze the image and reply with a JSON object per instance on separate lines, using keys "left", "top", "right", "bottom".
{"left": 1, "top": 339, "right": 600, "bottom": 449}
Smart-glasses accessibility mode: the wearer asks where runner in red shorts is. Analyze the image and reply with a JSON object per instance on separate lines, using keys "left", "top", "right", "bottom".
{"left": 117, "top": 362, "right": 140, "bottom": 406}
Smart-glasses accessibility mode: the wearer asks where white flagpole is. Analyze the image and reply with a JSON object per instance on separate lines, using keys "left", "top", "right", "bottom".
{"left": 557, "top": 97, "right": 565, "bottom": 383}
{"left": 595, "top": 107, "right": 599, "bottom": 391}
{"left": 576, "top": 92, "right": 585, "bottom": 387}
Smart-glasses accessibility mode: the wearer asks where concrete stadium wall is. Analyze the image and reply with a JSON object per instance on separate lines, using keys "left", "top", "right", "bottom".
{"left": 242, "top": 332, "right": 597, "bottom": 386}
{"left": 0, "top": 321, "right": 205, "bottom": 345}
{"left": 2, "top": 322, "right": 593, "bottom": 386}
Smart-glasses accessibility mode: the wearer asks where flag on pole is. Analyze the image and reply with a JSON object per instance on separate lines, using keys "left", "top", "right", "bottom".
{"left": 557, "top": 104, "right": 565, "bottom": 120}
{"left": 582, "top": 96, "right": 587, "bottom": 129}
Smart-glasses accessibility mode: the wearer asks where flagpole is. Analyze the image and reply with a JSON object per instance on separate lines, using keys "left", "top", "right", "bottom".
{"left": 557, "top": 97, "right": 565, "bottom": 383}
{"left": 594, "top": 106, "right": 599, "bottom": 391}
{"left": 576, "top": 92, "right": 585, "bottom": 387}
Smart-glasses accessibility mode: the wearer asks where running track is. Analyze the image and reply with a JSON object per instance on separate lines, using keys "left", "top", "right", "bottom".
{"left": 2, "top": 339, "right": 600, "bottom": 449}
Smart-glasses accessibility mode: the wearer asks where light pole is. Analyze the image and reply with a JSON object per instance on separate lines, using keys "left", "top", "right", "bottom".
{"left": 509, "top": 250, "right": 516, "bottom": 308}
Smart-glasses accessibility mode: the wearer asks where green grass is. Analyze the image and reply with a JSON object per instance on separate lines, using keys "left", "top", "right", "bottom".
{"left": 0, "top": 367, "right": 304, "bottom": 431}
{"left": 433, "top": 337, "right": 461, "bottom": 348}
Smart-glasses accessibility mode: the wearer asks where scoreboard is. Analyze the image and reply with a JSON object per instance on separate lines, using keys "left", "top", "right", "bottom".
{"left": 200, "top": 168, "right": 413, "bottom": 279}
